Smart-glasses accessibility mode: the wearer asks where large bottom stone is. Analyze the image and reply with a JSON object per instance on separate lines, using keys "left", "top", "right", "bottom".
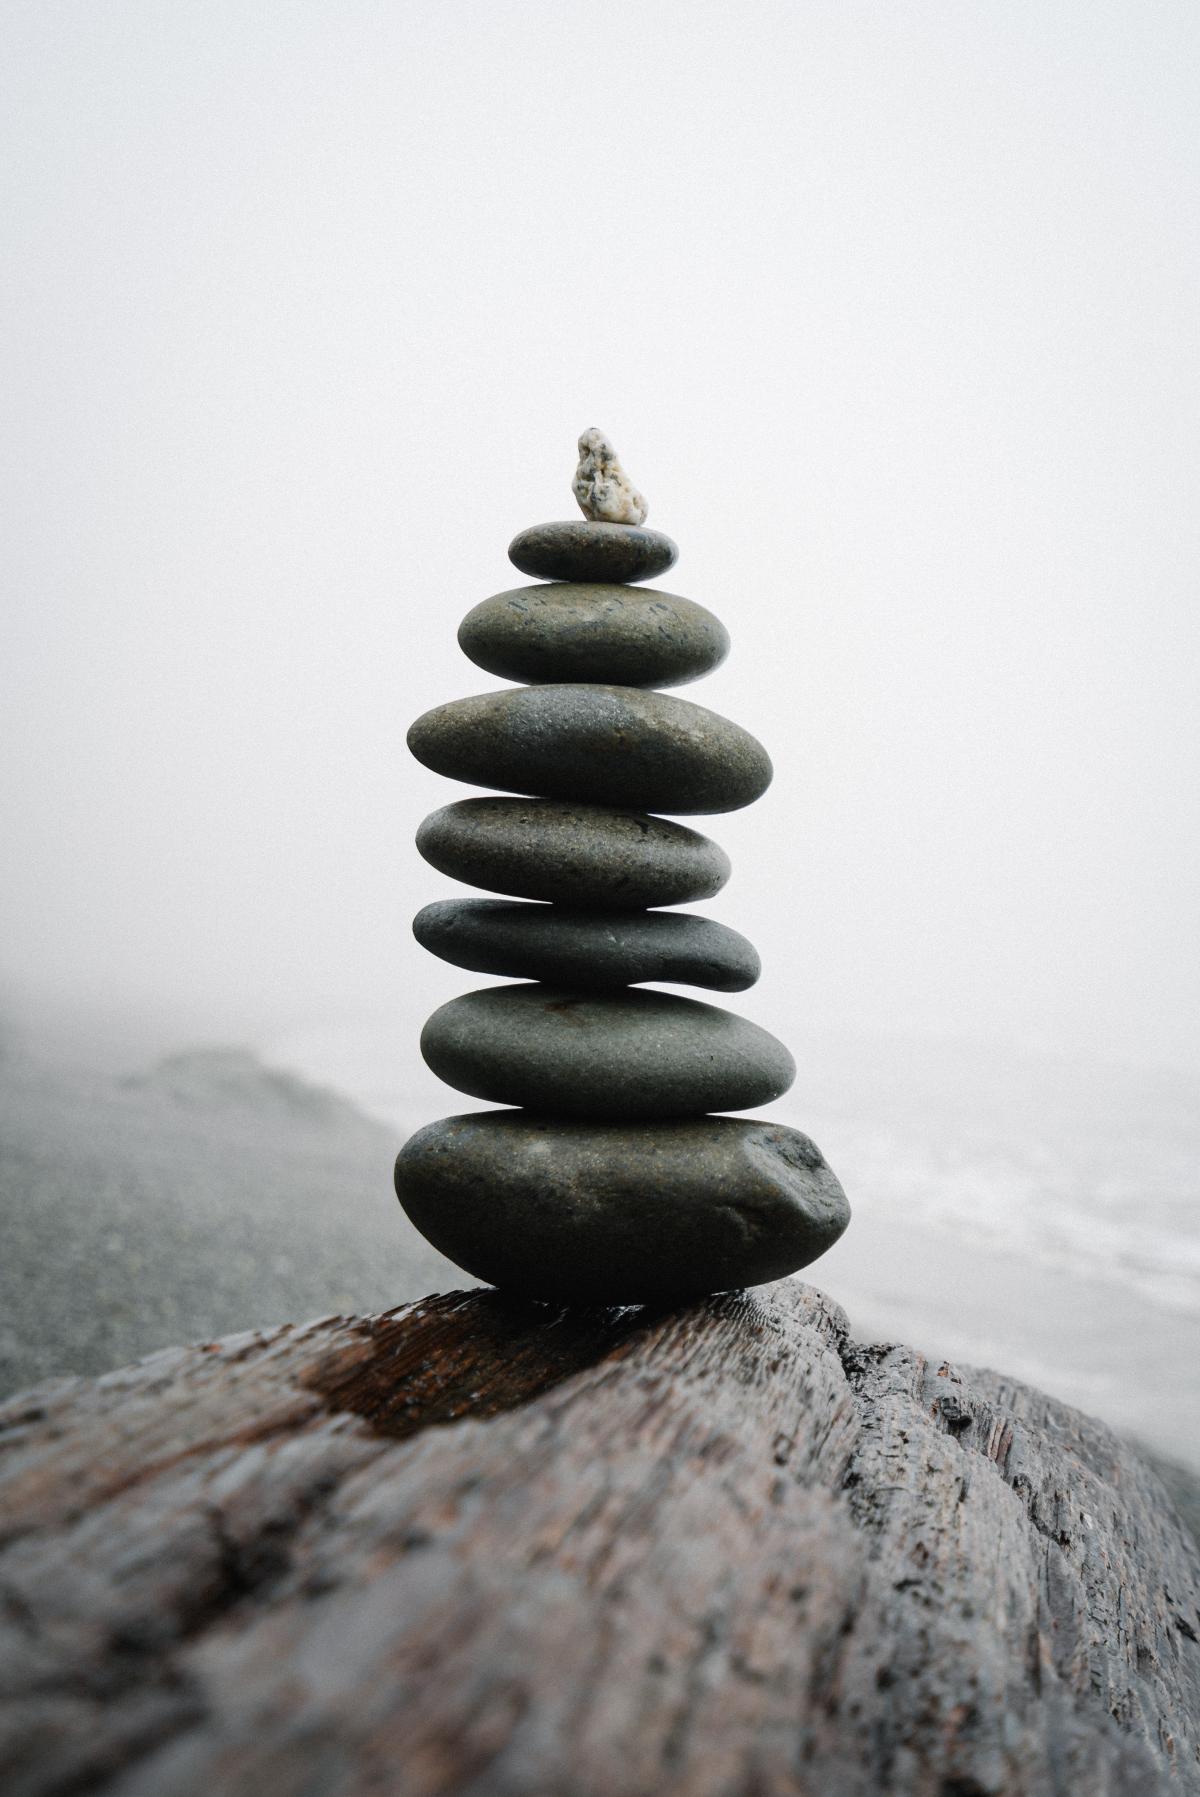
{"left": 420, "top": 983, "right": 795, "bottom": 1118}
{"left": 394, "top": 1112, "right": 850, "bottom": 1300}
{"left": 412, "top": 899, "right": 761, "bottom": 992}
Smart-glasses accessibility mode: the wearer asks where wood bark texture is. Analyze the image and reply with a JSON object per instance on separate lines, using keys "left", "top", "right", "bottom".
{"left": 0, "top": 1281, "right": 1197, "bottom": 1796}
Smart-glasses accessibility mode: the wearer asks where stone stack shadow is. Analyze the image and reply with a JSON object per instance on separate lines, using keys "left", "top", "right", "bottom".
{"left": 395, "top": 517, "right": 849, "bottom": 1302}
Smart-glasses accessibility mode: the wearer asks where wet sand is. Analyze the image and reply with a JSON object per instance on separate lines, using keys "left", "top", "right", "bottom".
{"left": 0, "top": 1044, "right": 458, "bottom": 1396}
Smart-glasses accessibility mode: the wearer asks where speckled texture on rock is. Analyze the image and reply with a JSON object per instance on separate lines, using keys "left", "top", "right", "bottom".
{"left": 509, "top": 521, "right": 678, "bottom": 585}
{"left": 420, "top": 983, "right": 795, "bottom": 1117}
{"left": 408, "top": 684, "right": 772, "bottom": 816}
{"left": 457, "top": 584, "right": 730, "bottom": 689}
{"left": 415, "top": 798, "right": 731, "bottom": 908}
{"left": 395, "top": 1113, "right": 849, "bottom": 1300}
{"left": 572, "top": 428, "right": 648, "bottom": 525}
{"left": 2, "top": 1290, "right": 1193, "bottom": 1793}
{"left": 412, "top": 899, "right": 760, "bottom": 992}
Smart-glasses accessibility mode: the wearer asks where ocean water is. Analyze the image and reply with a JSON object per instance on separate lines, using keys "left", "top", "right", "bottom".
{"left": 265, "top": 1015, "right": 1200, "bottom": 1471}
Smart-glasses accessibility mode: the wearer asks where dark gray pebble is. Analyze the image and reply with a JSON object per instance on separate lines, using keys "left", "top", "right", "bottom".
{"left": 413, "top": 899, "right": 760, "bottom": 992}
{"left": 395, "top": 1111, "right": 850, "bottom": 1301}
{"left": 509, "top": 520, "right": 678, "bottom": 584}
{"left": 416, "top": 798, "right": 730, "bottom": 908}
{"left": 408, "top": 684, "right": 772, "bottom": 816}
{"left": 458, "top": 583, "right": 729, "bottom": 689}
{"left": 419, "top": 983, "right": 795, "bottom": 1118}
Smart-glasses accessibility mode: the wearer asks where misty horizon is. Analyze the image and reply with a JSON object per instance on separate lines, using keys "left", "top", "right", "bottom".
{"left": 2, "top": 3, "right": 1198, "bottom": 1087}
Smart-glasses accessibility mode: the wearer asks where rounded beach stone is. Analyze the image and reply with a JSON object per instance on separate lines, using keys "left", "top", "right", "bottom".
{"left": 419, "top": 983, "right": 795, "bottom": 1118}
{"left": 509, "top": 521, "right": 678, "bottom": 585}
{"left": 408, "top": 685, "right": 772, "bottom": 816}
{"left": 413, "top": 899, "right": 760, "bottom": 992}
{"left": 457, "top": 584, "right": 729, "bottom": 689}
{"left": 395, "top": 1112, "right": 850, "bottom": 1301}
{"left": 416, "top": 798, "right": 730, "bottom": 908}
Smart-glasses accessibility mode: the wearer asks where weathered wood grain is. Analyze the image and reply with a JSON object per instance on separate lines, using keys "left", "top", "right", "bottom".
{"left": 0, "top": 1283, "right": 1196, "bottom": 1795}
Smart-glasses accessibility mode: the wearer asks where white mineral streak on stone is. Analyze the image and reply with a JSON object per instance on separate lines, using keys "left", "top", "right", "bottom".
{"left": 572, "top": 428, "right": 649, "bottom": 525}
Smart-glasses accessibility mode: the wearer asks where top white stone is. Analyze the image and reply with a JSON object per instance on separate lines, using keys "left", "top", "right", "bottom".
{"left": 572, "top": 429, "right": 649, "bottom": 526}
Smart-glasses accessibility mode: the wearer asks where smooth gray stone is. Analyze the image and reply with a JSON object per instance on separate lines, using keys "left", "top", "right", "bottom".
{"left": 419, "top": 984, "right": 795, "bottom": 1118}
{"left": 509, "top": 520, "right": 678, "bottom": 584}
{"left": 408, "top": 685, "right": 772, "bottom": 816}
{"left": 416, "top": 798, "right": 730, "bottom": 908}
{"left": 457, "top": 584, "right": 729, "bottom": 689}
{"left": 413, "top": 899, "right": 760, "bottom": 992}
{"left": 395, "top": 1112, "right": 849, "bottom": 1301}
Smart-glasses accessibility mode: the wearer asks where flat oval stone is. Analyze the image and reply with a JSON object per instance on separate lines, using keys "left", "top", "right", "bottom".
{"left": 395, "top": 1112, "right": 850, "bottom": 1301}
{"left": 413, "top": 899, "right": 760, "bottom": 992}
{"left": 457, "top": 584, "right": 729, "bottom": 689}
{"left": 420, "top": 984, "right": 795, "bottom": 1118}
{"left": 416, "top": 799, "right": 730, "bottom": 908}
{"left": 509, "top": 520, "right": 678, "bottom": 584}
{"left": 408, "top": 685, "right": 772, "bottom": 815}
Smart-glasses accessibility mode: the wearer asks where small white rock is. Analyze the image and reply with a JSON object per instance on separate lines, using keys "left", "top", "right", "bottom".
{"left": 572, "top": 429, "right": 649, "bottom": 526}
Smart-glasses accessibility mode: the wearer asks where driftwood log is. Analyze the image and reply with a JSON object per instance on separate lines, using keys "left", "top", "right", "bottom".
{"left": 0, "top": 1282, "right": 1197, "bottom": 1796}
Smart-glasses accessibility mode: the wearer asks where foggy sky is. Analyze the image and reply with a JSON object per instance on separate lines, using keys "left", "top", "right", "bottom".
{"left": 2, "top": 1, "right": 1198, "bottom": 1079}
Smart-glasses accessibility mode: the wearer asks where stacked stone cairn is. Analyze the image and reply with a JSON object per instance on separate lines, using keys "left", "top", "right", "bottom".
{"left": 395, "top": 431, "right": 850, "bottom": 1302}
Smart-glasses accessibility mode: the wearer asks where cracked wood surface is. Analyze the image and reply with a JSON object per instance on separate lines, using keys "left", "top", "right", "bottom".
{"left": 0, "top": 1282, "right": 1197, "bottom": 1796}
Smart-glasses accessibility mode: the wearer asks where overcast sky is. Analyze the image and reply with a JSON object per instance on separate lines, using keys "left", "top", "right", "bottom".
{"left": 2, "top": 1, "right": 1198, "bottom": 1081}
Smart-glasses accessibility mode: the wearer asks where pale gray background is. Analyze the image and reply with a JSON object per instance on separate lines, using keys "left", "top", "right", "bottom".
{"left": 1, "top": 4, "right": 1198, "bottom": 1460}
{"left": 3, "top": 0, "right": 1197, "bottom": 1075}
